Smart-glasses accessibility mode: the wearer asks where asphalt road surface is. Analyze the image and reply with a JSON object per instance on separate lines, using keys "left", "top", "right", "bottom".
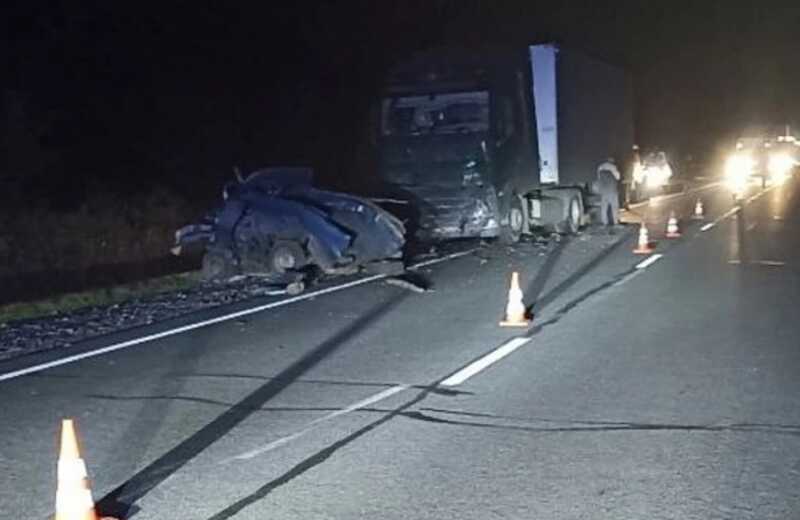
{"left": 2, "top": 178, "right": 800, "bottom": 519}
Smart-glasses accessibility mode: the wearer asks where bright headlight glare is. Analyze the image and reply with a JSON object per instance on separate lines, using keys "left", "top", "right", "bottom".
{"left": 645, "top": 166, "right": 669, "bottom": 187}
{"left": 768, "top": 153, "right": 794, "bottom": 174}
{"left": 725, "top": 154, "right": 753, "bottom": 179}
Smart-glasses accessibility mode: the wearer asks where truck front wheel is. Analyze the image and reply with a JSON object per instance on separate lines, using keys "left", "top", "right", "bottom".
{"left": 499, "top": 195, "right": 525, "bottom": 244}
{"left": 566, "top": 196, "right": 581, "bottom": 234}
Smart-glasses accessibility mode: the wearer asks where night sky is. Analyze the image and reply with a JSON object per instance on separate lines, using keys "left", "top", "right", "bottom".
{"left": 3, "top": 1, "right": 800, "bottom": 208}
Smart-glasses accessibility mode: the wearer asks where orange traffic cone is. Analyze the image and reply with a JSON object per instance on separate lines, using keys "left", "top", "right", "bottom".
{"left": 500, "top": 272, "right": 530, "bottom": 327}
{"left": 633, "top": 223, "right": 655, "bottom": 254}
{"left": 665, "top": 211, "right": 681, "bottom": 238}
{"left": 692, "top": 198, "right": 705, "bottom": 220}
{"left": 55, "top": 419, "right": 116, "bottom": 520}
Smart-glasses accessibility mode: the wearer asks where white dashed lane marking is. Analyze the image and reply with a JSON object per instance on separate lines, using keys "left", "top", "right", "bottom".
{"left": 440, "top": 336, "right": 532, "bottom": 387}
{"left": 635, "top": 254, "right": 663, "bottom": 270}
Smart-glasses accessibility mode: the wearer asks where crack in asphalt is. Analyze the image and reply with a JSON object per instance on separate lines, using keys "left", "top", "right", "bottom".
{"left": 163, "top": 373, "right": 472, "bottom": 395}
{"left": 397, "top": 410, "right": 800, "bottom": 436}
{"left": 86, "top": 384, "right": 472, "bottom": 411}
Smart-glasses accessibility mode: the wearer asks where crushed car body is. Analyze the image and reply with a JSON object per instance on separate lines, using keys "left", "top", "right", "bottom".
{"left": 172, "top": 167, "right": 406, "bottom": 287}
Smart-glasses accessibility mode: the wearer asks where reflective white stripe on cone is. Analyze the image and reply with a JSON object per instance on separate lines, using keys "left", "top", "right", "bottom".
{"left": 500, "top": 272, "right": 530, "bottom": 327}
{"left": 692, "top": 198, "right": 705, "bottom": 220}
{"left": 54, "top": 419, "right": 118, "bottom": 520}
{"left": 633, "top": 223, "right": 655, "bottom": 254}
{"left": 666, "top": 212, "right": 681, "bottom": 238}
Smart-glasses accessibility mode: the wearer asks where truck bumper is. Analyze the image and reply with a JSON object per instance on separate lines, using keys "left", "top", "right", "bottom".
{"left": 411, "top": 186, "right": 501, "bottom": 241}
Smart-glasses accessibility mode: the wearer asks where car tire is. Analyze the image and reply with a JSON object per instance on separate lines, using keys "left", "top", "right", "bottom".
{"left": 202, "top": 249, "right": 237, "bottom": 281}
{"left": 267, "top": 241, "right": 307, "bottom": 274}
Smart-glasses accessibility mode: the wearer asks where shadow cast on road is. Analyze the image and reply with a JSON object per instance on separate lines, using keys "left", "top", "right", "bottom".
{"left": 201, "top": 386, "right": 435, "bottom": 520}
{"left": 524, "top": 237, "right": 570, "bottom": 314}
{"left": 528, "top": 229, "right": 631, "bottom": 315}
{"left": 96, "top": 292, "right": 408, "bottom": 519}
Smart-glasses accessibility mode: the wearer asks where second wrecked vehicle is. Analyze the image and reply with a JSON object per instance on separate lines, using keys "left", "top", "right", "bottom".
{"left": 172, "top": 167, "right": 406, "bottom": 289}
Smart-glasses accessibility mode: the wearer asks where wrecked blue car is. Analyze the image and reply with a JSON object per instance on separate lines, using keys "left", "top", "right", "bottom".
{"left": 172, "top": 167, "right": 406, "bottom": 287}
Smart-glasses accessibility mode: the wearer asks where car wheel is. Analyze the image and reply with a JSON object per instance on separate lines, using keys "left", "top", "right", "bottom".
{"left": 267, "top": 241, "right": 307, "bottom": 274}
{"left": 202, "top": 249, "right": 236, "bottom": 281}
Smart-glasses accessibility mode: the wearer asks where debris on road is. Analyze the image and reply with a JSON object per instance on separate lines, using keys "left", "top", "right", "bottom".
{"left": 385, "top": 275, "right": 430, "bottom": 293}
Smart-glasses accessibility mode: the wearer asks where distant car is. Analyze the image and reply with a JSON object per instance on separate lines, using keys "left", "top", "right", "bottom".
{"left": 630, "top": 150, "right": 675, "bottom": 202}
{"left": 172, "top": 167, "right": 406, "bottom": 288}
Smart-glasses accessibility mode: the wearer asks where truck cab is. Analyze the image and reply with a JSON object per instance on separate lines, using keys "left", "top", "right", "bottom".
{"left": 377, "top": 47, "right": 538, "bottom": 242}
{"left": 375, "top": 44, "right": 634, "bottom": 242}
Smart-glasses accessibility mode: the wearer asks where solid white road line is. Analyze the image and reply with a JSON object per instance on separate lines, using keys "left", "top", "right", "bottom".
{"left": 440, "top": 336, "right": 531, "bottom": 387}
{"left": 225, "top": 384, "right": 409, "bottom": 461}
{"left": 0, "top": 249, "right": 478, "bottom": 383}
{"left": 635, "top": 254, "right": 663, "bottom": 270}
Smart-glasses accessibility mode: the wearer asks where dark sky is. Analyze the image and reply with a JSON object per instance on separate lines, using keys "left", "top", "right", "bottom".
{"left": 3, "top": 1, "right": 800, "bottom": 204}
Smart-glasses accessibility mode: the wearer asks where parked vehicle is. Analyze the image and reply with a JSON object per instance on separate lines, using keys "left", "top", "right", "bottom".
{"left": 630, "top": 150, "right": 676, "bottom": 202}
{"left": 374, "top": 43, "right": 635, "bottom": 242}
{"left": 172, "top": 167, "right": 406, "bottom": 288}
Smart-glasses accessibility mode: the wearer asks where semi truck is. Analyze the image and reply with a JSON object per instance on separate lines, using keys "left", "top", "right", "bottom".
{"left": 374, "top": 43, "right": 635, "bottom": 242}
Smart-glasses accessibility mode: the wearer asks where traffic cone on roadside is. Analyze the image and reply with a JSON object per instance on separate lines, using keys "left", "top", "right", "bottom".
{"left": 665, "top": 211, "right": 681, "bottom": 238}
{"left": 500, "top": 272, "right": 530, "bottom": 327}
{"left": 692, "top": 198, "right": 705, "bottom": 220}
{"left": 55, "top": 419, "right": 117, "bottom": 520}
{"left": 633, "top": 223, "right": 655, "bottom": 254}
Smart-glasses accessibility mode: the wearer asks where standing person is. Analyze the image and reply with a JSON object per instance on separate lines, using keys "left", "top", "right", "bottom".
{"left": 596, "top": 158, "right": 621, "bottom": 227}
{"left": 628, "top": 144, "right": 642, "bottom": 205}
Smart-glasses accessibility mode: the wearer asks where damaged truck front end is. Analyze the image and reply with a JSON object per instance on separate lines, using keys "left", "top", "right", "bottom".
{"left": 392, "top": 182, "right": 500, "bottom": 241}
{"left": 377, "top": 89, "right": 504, "bottom": 241}
{"left": 374, "top": 47, "right": 540, "bottom": 244}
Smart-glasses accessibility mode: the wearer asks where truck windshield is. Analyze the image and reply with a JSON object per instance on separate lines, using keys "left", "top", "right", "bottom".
{"left": 381, "top": 91, "right": 489, "bottom": 136}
